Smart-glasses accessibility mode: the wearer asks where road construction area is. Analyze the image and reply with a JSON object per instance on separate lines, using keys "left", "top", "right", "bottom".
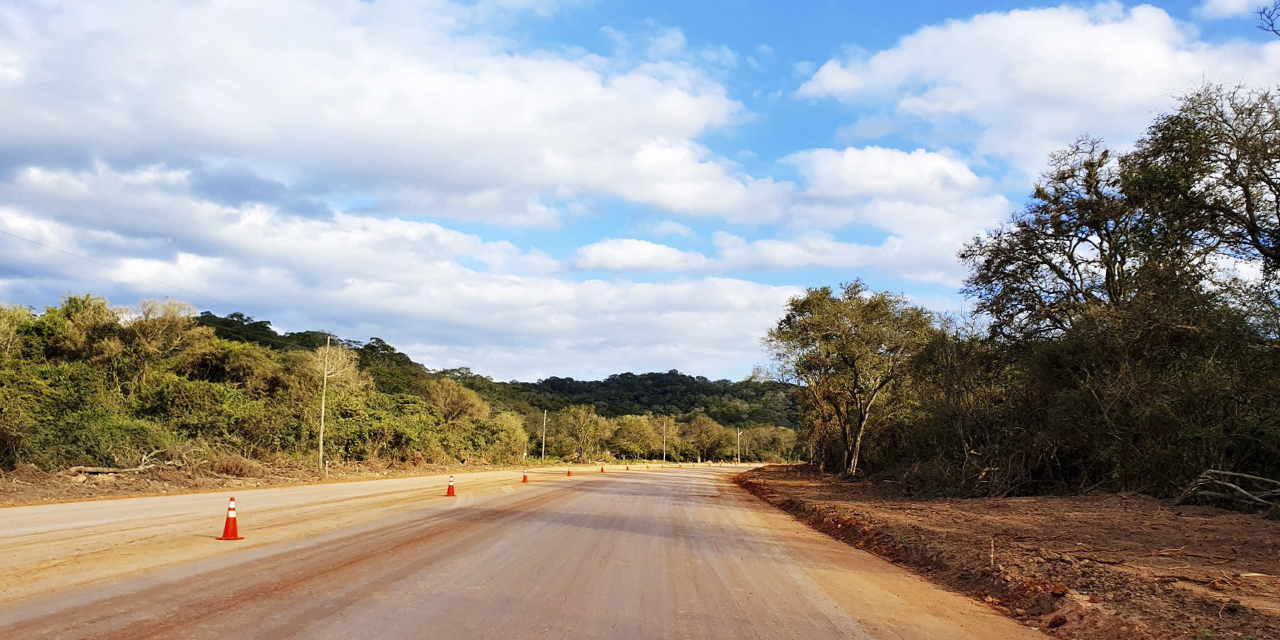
{"left": 0, "top": 466, "right": 1042, "bottom": 639}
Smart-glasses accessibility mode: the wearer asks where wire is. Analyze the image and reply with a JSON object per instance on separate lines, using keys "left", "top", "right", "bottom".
{"left": 0, "top": 228, "right": 226, "bottom": 305}
{"left": 0, "top": 227, "right": 333, "bottom": 351}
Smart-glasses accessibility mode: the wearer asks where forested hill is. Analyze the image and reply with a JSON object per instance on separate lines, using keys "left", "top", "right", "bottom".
{"left": 516, "top": 373, "right": 795, "bottom": 427}
{"left": 198, "top": 311, "right": 797, "bottom": 429}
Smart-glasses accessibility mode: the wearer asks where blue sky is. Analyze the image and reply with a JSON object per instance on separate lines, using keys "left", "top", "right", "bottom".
{"left": 0, "top": 0, "right": 1277, "bottom": 381}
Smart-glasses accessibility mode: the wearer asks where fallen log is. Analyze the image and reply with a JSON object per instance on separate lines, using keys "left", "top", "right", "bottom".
{"left": 1174, "top": 469, "right": 1280, "bottom": 509}
{"left": 62, "top": 464, "right": 156, "bottom": 475}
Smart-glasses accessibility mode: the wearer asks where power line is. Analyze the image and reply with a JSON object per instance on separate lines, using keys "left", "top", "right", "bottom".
{"left": 0, "top": 228, "right": 221, "bottom": 305}
{"left": 0, "top": 227, "right": 330, "bottom": 352}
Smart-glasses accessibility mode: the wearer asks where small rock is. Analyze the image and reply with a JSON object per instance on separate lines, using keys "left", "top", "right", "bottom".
{"left": 1047, "top": 614, "right": 1068, "bottom": 629}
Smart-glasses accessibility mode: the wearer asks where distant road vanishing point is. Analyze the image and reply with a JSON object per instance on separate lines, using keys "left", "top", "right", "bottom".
{"left": 0, "top": 466, "right": 1042, "bottom": 639}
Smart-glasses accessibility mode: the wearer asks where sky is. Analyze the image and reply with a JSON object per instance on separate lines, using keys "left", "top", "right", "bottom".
{"left": 1, "top": 0, "right": 1278, "bottom": 382}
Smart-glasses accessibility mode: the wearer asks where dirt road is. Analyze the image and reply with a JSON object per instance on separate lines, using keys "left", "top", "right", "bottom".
{"left": 0, "top": 466, "right": 1042, "bottom": 639}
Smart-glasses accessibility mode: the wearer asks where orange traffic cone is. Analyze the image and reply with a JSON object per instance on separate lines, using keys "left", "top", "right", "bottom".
{"left": 626, "top": 465, "right": 630, "bottom": 470}
{"left": 217, "top": 497, "right": 243, "bottom": 541}
{"left": 600, "top": 466, "right": 605, "bottom": 473}
{"left": 567, "top": 469, "right": 573, "bottom": 477}
{"left": 522, "top": 470, "right": 529, "bottom": 483}
{"left": 446, "top": 475, "right": 456, "bottom": 497}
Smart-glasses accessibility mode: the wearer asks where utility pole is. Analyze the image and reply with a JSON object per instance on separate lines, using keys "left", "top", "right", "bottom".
{"left": 736, "top": 428, "right": 741, "bottom": 464}
{"left": 662, "top": 417, "right": 668, "bottom": 464}
{"left": 319, "top": 334, "right": 330, "bottom": 469}
{"left": 540, "top": 409, "right": 547, "bottom": 461}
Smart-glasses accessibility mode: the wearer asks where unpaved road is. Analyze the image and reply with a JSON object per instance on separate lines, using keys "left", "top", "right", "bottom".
{"left": 0, "top": 466, "right": 1043, "bottom": 639}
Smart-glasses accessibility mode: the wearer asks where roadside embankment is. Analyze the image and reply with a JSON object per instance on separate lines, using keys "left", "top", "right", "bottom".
{"left": 737, "top": 465, "right": 1280, "bottom": 640}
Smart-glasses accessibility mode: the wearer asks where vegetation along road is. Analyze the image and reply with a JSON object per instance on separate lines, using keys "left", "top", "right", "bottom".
{"left": 0, "top": 466, "right": 1040, "bottom": 639}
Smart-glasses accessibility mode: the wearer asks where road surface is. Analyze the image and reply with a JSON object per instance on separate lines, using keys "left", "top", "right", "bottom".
{"left": 0, "top": 466, "right": 1044, "bottom": 639}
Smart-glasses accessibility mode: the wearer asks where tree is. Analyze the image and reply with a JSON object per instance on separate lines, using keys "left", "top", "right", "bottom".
{"left": 765, "top": 282, "right": 933, "bottom": 476}
{"left": 1132, "top": 85, "right": 1280, "bottom": 274}
{"left": 119, "top": 300, "right": 214, "bottom": 388}
{"left": 315, "top": 339, "right": 361, "bottom": 466}
{"left": 953, "top": 120, "right": 1278, "bottom": 495}
{"left": 32, "top": 295, "right": 122, "bottom": 364}
{"left": 962, "top": 136, "right": 1222, "bottom": 342}
{"left": 553, "top": 405, "right": 607, "bottom": 460}
{"left": 1262, "top": 1, "right": 1279, "bottom": 37}
{"left": 681, "top": 415, "right": 726, "bottom": 463}
{"left": 962, "top": 139, "right": 1134, "bottom": 340}
{"left": 608, "top": 415, "right": 659, "bottom": 460}
{"left": 197, "top": 311, "right": 282, "bottom": 349}
{"left": 0, "top": 305, "right": 33, "bottom": 360}
{"left": 425, "top": 378, "right": 489, "bottom": 425}
{"left": 358, "top": 337, "right": 433, "bottom": 396}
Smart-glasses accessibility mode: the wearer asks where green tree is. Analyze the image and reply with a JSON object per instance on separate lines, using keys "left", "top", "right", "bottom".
{"left": 425, "top": 378, "right": 490, "bottom": 426}
{"left": 680, "top": 415, "right": 726, "bottom": 463}
{"left": 553, "top": 405, "right": 607, "bottom": 460}
{"left": 961, "top": 138, "right": 1219, "bottom": 342}
{"left": 1129, "top": 85, "right": 1280, "bottom": 274}
{"left": 765, "top": 282, "right": 932, "bottom": 476}
{"left": 0, "top": 305, "right": 33, "bottom": 361}
{"left": 608, "top": 414, "right": 659, "bottom": 460}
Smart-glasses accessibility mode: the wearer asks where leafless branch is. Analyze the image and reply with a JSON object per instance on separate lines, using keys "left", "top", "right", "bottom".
{"left": 1261, "top": 1, "right": 1280, "bottom": 37}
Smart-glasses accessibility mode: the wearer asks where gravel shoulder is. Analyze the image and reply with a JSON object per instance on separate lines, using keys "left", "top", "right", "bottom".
{"left": 737, "top": 465, "right": 1280, "bottom": 640}
{"left": 0, "top": 459, "right": 518, "bottom": 507}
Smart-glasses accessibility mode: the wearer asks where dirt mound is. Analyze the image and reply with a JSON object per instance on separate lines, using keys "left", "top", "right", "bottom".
{"left": 738, "top": 465, "right": 1280, "bottom": 640}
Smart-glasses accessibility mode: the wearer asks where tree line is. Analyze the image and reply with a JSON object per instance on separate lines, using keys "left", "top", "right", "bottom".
{"left": 767, "top": 84, "right": 1280, "bottom": 497}
{"left": 0, "top": 300, "right": 797, "bottom": 471}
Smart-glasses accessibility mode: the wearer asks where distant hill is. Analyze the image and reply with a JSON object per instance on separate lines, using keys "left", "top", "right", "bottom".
{"left": 198, "top": 311, "right": 799, "bottom": 428}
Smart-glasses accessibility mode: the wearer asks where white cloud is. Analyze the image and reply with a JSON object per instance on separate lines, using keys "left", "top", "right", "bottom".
{"left": 0, "top": 162, "right": 797, "bottom": 380}
{"left": 1195, "top": 0, "right": 1261, "bottom": 19}
{"left": 641, "top": 220, "right": 697, "bottom": 238}
{"left": 797, "top": 3, "right": 1280, "bottom": 176}
{"left": 713, "top": 231, "right": 966, "bottom": 286}
{"left": 573, "top": 238, "right": 710, "bottom": 271}
{"left": 784, "top": 146, "right": 986, "bottom": 204}
{"left": 715, "top": 145, "right": 1012, "bottom": 284}
{"left": 0, "top": 0, "right": 783, "bottom": 225}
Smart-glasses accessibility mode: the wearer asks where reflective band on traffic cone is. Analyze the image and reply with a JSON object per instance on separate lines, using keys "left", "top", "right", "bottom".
{"left": 522, "top": 470, "right": 529, "bottom": 483}
{"left": 446, "top": 475, "right": 456, "bottom": 497}
{"left": 217, "top": 497, "right": 243, "bottom": 541}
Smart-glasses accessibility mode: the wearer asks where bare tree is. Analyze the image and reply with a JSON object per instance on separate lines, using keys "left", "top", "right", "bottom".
{"left": 1261, "top": 1, "right": 1280, "bottom": 37}
{"left": 315, "top": 337, "right": 360, "bottom": 467}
